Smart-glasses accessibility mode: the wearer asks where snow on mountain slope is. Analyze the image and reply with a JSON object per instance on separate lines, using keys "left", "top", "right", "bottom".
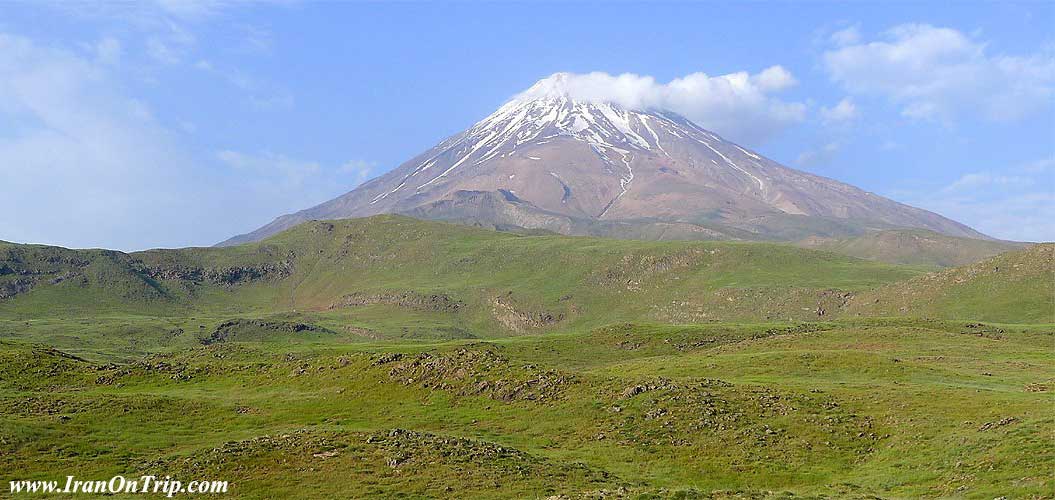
{"left": 220, "top": 73, "right": 989, "bottom": 246}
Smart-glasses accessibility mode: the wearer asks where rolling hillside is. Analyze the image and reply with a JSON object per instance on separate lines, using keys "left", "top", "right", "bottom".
{"left": 2, "top": 216, "right": 1049, "bottom": 354}
{"left": 795, "top": 229, "right": 1027, "bottom": 267}
{"left": 847, "top": 243, "right": 1054, "bottom": 323}
{"left": 1, "top": 216, "right": 920, "bottom": 329}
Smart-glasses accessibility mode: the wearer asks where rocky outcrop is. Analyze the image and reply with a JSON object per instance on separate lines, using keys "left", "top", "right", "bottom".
{"left": 201, "top": 319, "right": 329, "bottom": 345}
{"left": 143, "top": 261, "right": 294, "bottom": 285}
{"left": 379, "top": 347, "right": 575, "bottom": 402}
{"left": 589, "top": 249, "right": 714, "bottom": 289}
{"left": 490, "top": 293, "right": 564, "bottom": 332}
{"left": 330, "top": 291, "right": 464, "bottom": 313}
{"left": 0, "top": 277, "right": 36, "bottom": 299}
{"left": 651, "top": 287, "right": 856, "bottom": 323}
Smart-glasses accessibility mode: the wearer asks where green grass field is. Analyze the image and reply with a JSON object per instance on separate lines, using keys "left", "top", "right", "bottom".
{"left": 1, "top": 216, "right": 1052, "bottom": 498}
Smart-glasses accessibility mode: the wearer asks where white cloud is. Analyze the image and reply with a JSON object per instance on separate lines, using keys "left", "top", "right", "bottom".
{"left": 0, "top": 32, "right": 369, "bottom": 250}
{"left": 146, "top": 37, "right": 182, "bottom": 64}
{"left": 752, "top": 65, "right": 798, "bottom": 92}
{"left": 829, "top": 25, "right": 861, "bottom": 47}
{"left": 945, "top": 172, "right": 1033, "bottom": 191}
{"left": 0, "top": 33, "right": 207, "bottom": 249}
{"left": 195, "top": 60, "right": 294, "bottom": 110}
{"left": 217, "top": 149, "right": 320, "bottom": 179}
{"left": 879, "top": 140, "right": 902, "bottom": 151}
{"left": 45, "top": 1, "right": 276, "bottom": 68}
{"left": 518, "top": 68, "right": 807, "bottom": 144}
{"left": 1022, "top": 157, "right": 1055, "bottom": 174}
{"left": 145, "top": 21, "right": 196, "bottom": 64}
{"left": 823, "top": 24, "right": 1055, "bottom": 122}
{"left": 154, "top": 0, "right": 234, "bottom": 19}
{"left": 152, "top": 0, "right": 296, "bottom": 20}
{"left": 248, "top": 93, "right": 295, "bottom": 111}
{"left": 337, "top": 159, "right": 377, "bottom": 185}
{"left": 796, "top": 142, "right": 841, "bottom": 168}
{"left": 802, "top": 97, "right": 857, "bottom": 167}
{"left": 217, "top": 150, "right": 375, "bottom": 205}
{"left": 94, "top": 37, "right": 123, "bottom": 65}
{"left": 820, "top": 97, "right": 858, "bottom": 124}
{"left": 49, "top": 1, "right": 250, "bottom": 23}
{"left": 892, "top": 157, "right": 1055, "bottom": 242}
{"left": 233, "top": 24, "right": 273, "bottom": 54}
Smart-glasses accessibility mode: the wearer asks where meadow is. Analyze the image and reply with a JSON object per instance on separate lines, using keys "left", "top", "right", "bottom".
{"left": 1, "top": 216, "right": 1051, "bottom": 498}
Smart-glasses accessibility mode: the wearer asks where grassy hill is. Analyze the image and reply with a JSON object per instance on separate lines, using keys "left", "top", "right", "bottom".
{"left": 3, "top": 216, "right": 1049, "bottom": 361}
{"left": 847, "top": 243, "right": 1054, "bottom": 323}
{"left": 795, "top": 229, "right": 1026, "bottom": 267}
{"left": 0, "top": 241, "right": 172, "bottom": 312}
{"left": 1, "top": 215, "right": 920, "bottom": 331}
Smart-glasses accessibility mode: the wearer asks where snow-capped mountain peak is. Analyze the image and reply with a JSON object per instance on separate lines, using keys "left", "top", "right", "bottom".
{"left": 221, "top": 75, "right": 990, "bottom": 246}
{"left": 368, "top": 88, "right": 706, "bottom": 204}
{"left": 513, "top": 72, "right": 578, "bottom": 101}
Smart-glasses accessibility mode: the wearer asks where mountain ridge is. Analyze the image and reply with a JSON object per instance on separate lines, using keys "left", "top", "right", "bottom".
{"left": 5, "top": 215, "right": 1046, "bottom": 328}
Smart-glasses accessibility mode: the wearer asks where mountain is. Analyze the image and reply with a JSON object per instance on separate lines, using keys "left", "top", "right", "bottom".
{"left": 794, "top": 229, "right": 1026, "bottom": 267}
{"left": 221, "top": 73, "right": 988, "bottom": 246}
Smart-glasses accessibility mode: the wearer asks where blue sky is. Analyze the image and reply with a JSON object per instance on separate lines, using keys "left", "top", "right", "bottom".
{"left": 1, "top": 1, "right": 1052, "bottom": 250}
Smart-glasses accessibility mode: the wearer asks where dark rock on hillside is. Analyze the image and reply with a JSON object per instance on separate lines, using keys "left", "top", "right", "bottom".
{"left": 330, "top": 291, "right": 465, "bottom": 313}
{"left": 201, "top": 319, "right": 332, "bottom": 345}
{"left": 0, "top": 277, "right": 35, "bottom": 299}
{"left": 383, "top": 348, "right": 575, "bottom": 402}
{"left": 143, "top": 261, "right": 294, "bottom": 285}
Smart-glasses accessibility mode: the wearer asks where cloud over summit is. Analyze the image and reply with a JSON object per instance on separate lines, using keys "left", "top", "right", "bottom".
{"left": 515, "top": 67, "right": 806, "bottom": 144}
